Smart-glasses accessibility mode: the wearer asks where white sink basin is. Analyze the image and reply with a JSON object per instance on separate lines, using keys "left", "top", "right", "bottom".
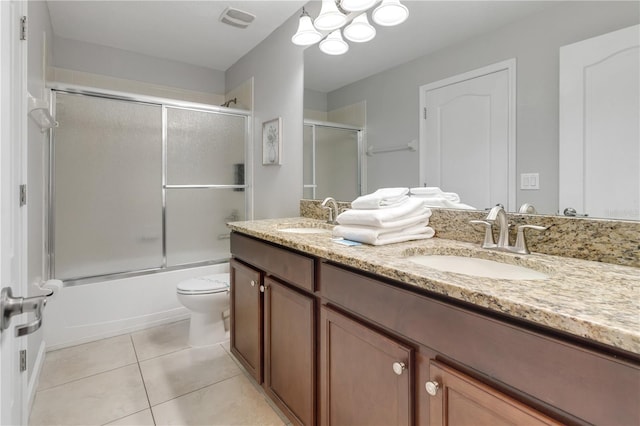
{"left": 278, "top": 227, "right": 329, "bottom": 234}
{"left": 408, "top": 255, "right": 549, "bottom": 280}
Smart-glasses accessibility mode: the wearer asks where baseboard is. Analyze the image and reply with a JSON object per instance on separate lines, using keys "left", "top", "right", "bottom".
{"left": 45, "top": 311, "right": 190, "bottom": 352}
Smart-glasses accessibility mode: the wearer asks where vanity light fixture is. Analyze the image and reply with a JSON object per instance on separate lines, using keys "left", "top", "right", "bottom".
{"left": 341, "top": 0, "right": 377, "bottom": 12}
{"left": 343, "top": 13, "right": 376, "bottom": 43}
{"left": 291, "top": 8, "right": 323, "bottom": 46}
{"left": 372, "top": 0, "right": 409, "bottom": 26}
{"left": 291, "top": 0, "right": 409, "bottom": 55}
{"left": 314, "top": 0, "right": 348, "bottom": 31}
{"left": 319, "top": 29, "right": 350, "bottom": 55}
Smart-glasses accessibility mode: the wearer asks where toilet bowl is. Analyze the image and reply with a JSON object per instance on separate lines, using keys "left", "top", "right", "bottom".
{"left": 176, "top": 273, "right": 230, "bottom": 347}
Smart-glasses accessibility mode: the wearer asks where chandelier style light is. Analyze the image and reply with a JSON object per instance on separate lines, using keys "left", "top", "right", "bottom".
{"left": 291, "top": 0, "right": 409, "bottom": 55}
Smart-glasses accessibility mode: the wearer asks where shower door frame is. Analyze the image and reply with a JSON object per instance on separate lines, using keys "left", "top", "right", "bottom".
{"left": 47, "top": 84, "right": 252, "bottom": 285}
{"left": 303, "top": 119, "right": 365, "bottom": 200}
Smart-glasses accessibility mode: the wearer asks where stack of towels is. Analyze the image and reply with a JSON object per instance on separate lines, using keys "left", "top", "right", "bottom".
{"left": 409, "top": 187, "right": 475, "bottom": 210}
{"left": 333, "top": 188, "right": 435, "bottom": 246}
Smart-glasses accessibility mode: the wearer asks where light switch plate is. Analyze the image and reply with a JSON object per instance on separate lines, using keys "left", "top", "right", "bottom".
{"left": 521, "top": 173, "right": 540, "bottom": 190}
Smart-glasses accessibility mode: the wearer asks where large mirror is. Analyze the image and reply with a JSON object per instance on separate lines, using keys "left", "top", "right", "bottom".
{"left": 303, "top": 1, "right": 639, "bottom": 220}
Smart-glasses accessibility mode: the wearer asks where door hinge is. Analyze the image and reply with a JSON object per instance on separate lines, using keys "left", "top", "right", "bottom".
{"left": 20, "top": 350, "right": 27, "bottom": 372}
{"left": 423, "top": 107, "right": 427, "bottom": 120}
{"left": 20, "top": 16, "right": 27, "bottom": 41}
{"left": 19, "top": 184, "right": 26, "bottom": 207}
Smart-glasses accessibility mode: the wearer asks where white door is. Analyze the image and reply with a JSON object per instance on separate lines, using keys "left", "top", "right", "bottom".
{"left": 0, "top": 1, "right": 27, "bottom": 425}
{"left": 419, "top": 59, "right": 516, "bottom": 211}
{"left": 559, "top": 25, "right": 640, "bottom": 220}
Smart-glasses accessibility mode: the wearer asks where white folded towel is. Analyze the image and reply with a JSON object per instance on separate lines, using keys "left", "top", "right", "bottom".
{"left": 351, "top": 188, "right": 409, "bottom": 209}
{"left": 410, "top": 187, "right": 460, "bottom": 202}
{"left": 333, "top": 222, "right": 435, "bottom": 246}
{"left": 337, "top": 197, "right": 428, "bottom": 227}
{"left": 411, "top": 195, "right": 476, "bottom": 210}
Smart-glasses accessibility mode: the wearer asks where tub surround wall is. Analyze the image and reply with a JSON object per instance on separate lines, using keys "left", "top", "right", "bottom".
{"left": 299, "top": 199, "right": 640, "bottom": 268}
{"left": 52, "top": 36, "right": 226, "bottom": 96}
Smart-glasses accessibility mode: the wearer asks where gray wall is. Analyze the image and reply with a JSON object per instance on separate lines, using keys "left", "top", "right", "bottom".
{"left": 226, "top": 12, "right": 305, "bottom": 219}
{"left": 53, "top": 36, "right": 226, "bottom": 95}
{"left": 304, "top": 88, "right": 328, "bottom": 112}
{"left": 26, "top": 0, "right": 54, "bottom": 398}
{"left": 326, "top": 1, "right": 639, "bottom": 214}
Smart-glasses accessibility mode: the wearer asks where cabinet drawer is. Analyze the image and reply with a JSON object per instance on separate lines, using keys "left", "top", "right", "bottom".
{"left": 231, "top": 232, "right": 315, "bottom": 292}
{"left": 320, "top": 262, "right": 640, "bottom": 425}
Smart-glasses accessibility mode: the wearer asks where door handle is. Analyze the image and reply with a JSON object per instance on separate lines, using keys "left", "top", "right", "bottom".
{"left": 1, "top": 287, "right": 52, "bottom": 337}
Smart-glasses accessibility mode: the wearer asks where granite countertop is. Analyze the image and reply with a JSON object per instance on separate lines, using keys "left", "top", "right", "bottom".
{"left": 228, "top": 217, "right": 640, "bottom": 355}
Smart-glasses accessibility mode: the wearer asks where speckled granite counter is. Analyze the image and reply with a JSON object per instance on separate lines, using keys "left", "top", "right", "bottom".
{"left": 228, "top": 217, "right": 640, "bottom": 355}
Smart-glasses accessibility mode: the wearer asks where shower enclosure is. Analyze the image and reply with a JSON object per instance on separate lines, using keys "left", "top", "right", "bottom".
{"left": 303, "top": 120, "right": 364, "bottom": 201}
{"left": 49, "top": 88, "right": 250, "bottom": 284}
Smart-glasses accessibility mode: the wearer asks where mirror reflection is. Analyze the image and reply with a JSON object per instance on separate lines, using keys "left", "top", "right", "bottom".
{"left": 302, "top": 1, "right": 639, "bottom": 220}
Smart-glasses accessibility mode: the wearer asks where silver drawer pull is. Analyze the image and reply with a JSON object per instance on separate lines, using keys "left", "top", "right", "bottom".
{"left": 425, "top": 381, "right": 440, "bottom": 396}
{"left": 392, "top": 361, "right": 406, "bottom": 375}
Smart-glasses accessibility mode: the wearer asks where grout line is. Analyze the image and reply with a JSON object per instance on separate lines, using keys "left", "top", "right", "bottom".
{"left": 36, "top": 361, "right": 139, "bottom": 392}
{"left": 149, "top": 373, "right": 244, "bottom": 408}
{"left": 100, "top": 408, "right": 151, "bottom": 426}
{"left": 135, "top": 345, "right": 191, "bottom": 363}
{"left": 130, "top": 334, "right": 157, "bottom": 426}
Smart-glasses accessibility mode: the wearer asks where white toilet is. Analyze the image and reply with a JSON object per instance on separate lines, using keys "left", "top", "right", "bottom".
{"left": 176, "top": 273, "right": 230, "bottom": 347}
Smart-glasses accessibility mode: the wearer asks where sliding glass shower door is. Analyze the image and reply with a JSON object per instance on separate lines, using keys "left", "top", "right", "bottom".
{"left": 53, "top": 93, "right": 163, "bottom": 279}
{"left": 303, "top": 122, "right": 363, "bottom": 201}
{"left": 165, "top": 107, "right": 246, "bottom": 266}
{"left": 51, "top": 91, "right": 249, "bottom": 282}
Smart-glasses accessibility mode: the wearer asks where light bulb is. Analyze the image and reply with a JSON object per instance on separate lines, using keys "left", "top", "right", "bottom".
{"left": 291, "top": 10, "right": 322, "bottom": 46}
{"left": 344, "top": 13, "right": 376, "bottom": 43}
{"left": 319, "top": 30, "right": 349, "bottom": 55}
{"left": 372, "top": 0, "right": 409, "bottom": 27}
{"left": 340, "top": 0, "right": 377, "bottom": 12}
{"left": 314, "top": 0, "right": 347, "bottom": 31}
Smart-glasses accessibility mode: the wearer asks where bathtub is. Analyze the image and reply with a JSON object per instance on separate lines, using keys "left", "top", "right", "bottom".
{"left": 43, "top": 263, "right": 229, "bottom": 351}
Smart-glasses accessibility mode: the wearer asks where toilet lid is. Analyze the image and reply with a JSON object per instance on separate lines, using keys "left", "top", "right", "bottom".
{"left": 177, "top": 273, "right": 230, "bottom": 295}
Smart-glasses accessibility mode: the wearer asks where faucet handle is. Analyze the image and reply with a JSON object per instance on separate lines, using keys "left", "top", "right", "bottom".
{"left": 469, "top": 220, "right": 496, "bottom": 248}
{"left": 514, "top": 225, "right": 547, "bottom": 254}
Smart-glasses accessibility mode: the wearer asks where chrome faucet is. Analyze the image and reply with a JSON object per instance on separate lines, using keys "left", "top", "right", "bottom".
{"left": 321, "top": 197, "right": 339, "bottom": 225}
{"left": 485, "top": 205, "right": 510, "bottom": 248}
{"left": 470, "top": 205, "right": 547, "bottom": 254}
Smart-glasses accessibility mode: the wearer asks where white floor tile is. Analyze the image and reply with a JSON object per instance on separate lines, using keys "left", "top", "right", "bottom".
{"left": 151, "top": 375, "right": 286, "bottom": 426}
{"left": 140, "top": 344, "right": 241, "bottom": 406}
{"left": 38, "top": 334, "right": 137, "bottom": 390}
{"left": 104, "top": 409, "right": 155, "bottom": 426}
{"left": 30, "top": 364, "right": 149, "bottom": 426}
{"left": 131, "top": 321, "right": 190, "bottom": 361}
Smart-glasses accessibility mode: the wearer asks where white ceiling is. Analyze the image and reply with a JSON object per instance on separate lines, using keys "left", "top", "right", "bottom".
{"left": 46, "top": 0, "right": 307, "bottom": 72}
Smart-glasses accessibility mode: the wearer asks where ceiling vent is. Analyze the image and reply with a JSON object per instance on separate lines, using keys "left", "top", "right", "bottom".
{"left": 219, "top": 7, "right": 256, "bottom": 29}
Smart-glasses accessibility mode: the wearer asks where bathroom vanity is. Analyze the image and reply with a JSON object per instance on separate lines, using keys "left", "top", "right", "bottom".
{"left": 228, "top": 218, "right": 639, "bottom": 426}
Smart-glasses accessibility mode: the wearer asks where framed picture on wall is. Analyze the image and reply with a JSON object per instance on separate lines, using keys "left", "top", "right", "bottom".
{"left": 262, "top": 117, "right": 282, "bottom": 165}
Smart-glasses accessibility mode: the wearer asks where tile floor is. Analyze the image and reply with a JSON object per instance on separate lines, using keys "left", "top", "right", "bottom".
{"left": 30, "top": 320, "right": 289, "bottom": 426}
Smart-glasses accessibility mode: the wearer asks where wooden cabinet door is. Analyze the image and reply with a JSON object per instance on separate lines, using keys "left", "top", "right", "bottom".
{"left": 230, "top": 259, "right": 263, "bottom": 383}
{"left": 264, "top": 278, "right": 315, "bottom": 426}
{"left": 428, "top": 360, "right": 561, "bottom": 426}
{"left": 320, "top": 306, "right": 413, "bottom": 426}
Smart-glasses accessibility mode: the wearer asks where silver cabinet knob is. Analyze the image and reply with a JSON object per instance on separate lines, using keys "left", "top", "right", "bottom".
{"left": 259, "top": 285, "right": 265, "bottom": 293}
{"left": 392, "top": 362, "right": 406, "bottom": 375}
{"left": 425, "top": 381, "right": 440, "bottom": 396}
{"left": 250, "top": 280, "right": 256, "bottom": 287}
